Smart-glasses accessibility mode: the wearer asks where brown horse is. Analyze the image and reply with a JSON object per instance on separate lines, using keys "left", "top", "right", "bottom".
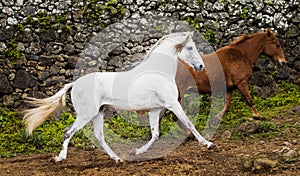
{"left": 138, "top": 29, "right": 286, "bottom": 131}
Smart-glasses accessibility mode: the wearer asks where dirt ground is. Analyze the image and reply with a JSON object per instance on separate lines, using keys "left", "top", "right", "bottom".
{"left": 0, "top": 128, "right": 299, "bottom": 176}
{"left": 1, "top": 107, "right": 300, "bottom": 176}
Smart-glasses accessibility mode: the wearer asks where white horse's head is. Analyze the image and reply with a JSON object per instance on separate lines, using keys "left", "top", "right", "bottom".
{"left": 175, "top": 32, "right": 205, "bottom": 72}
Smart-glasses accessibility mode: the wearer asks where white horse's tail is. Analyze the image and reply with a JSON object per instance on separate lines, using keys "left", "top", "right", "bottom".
{"left": 23, "top": 83, "right": 74, "bottom": 135}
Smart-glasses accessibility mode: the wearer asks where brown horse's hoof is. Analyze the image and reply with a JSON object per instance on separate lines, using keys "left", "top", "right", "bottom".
{"left": 253, "top": 116, "right": 266, "bottom": 121}
{"left": 184, "top": 133, "right": 195, "bottom": 141}
{"left": 208, "top": 117, "right": 221, "bottom": 128}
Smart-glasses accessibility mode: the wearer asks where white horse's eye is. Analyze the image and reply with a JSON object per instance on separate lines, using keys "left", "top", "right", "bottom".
{"left": 187, "top": 46, "right": 193, "bottom": 50}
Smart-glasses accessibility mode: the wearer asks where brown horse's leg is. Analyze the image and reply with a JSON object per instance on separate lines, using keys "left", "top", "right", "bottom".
{"left": 237, "top": 81, "right": 263, "bottom": 119}
{"left": 216, "top": 90, "right": 233, "bottom": 119}
{"left": 137, "top": 110, "right": 148, "bottom": 126}
{"left": 158, "top": 108, "right": 191, "bottom": 137}
{"left": 172, "top": 114, "right": 192, "bottom": 137}
{"left": 209, "top": 90, "right": 233, "bottom": 128}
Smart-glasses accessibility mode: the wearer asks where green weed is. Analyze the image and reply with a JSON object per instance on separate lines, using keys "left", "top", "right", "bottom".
{"left": 258, "top": 121, "right": 277, "bottom": 133}
{"left": 0, "top": 109, "right": 89, "bottom": 157}
{"left": 0, "top": 39, "right": 21, "bottom": 59}
{"left": 240, "top": 8, "right": 248, "bottom": 19}
{"left": 82, "top": 0, "right": 126, "bottom": 28}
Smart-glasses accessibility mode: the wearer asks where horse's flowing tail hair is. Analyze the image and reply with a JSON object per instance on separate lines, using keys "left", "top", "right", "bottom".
{"left": 23, "top": 83, "right": 74, "bottom": 136}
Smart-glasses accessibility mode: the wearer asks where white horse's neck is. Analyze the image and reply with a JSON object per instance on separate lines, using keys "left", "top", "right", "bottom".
{"left": 132, "top": 36, "right": 182, "bottom": 78}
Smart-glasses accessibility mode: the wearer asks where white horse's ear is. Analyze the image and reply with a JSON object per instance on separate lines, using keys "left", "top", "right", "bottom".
{"left": 187, "top": 31, "right": 194, "bottom": 40}
{"left": 190, "top": 31, "right": 194, "bottom": 36}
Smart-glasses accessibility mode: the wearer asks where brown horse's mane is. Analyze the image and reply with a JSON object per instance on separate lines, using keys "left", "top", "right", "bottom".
{"left": 230, "top": 34, "right": 253, "bottom": 45}
{"left": 230, "top": 30, "right": 276, "bottom": 46}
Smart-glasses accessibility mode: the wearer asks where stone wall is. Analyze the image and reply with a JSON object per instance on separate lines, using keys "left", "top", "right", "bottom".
{"left": 0, "top": 0, "right": 299, "bottom": 110}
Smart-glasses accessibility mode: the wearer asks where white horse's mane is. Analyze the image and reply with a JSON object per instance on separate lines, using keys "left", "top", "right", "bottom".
{"left": 143, "top": 32, "right": 189, "bottom": 61}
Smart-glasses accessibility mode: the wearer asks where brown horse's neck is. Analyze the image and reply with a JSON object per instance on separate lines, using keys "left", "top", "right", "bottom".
{"left": 231, "top": 33, "right": 267, "bottom": 66}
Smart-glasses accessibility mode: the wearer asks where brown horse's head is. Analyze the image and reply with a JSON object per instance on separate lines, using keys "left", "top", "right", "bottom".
{"left": 263, "top": 29, "right": 286, "bottom": 66}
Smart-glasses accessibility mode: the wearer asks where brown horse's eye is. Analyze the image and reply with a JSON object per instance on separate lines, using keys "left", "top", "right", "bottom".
{"left": 276, "top": 44, "right": 281, "bottom": 48}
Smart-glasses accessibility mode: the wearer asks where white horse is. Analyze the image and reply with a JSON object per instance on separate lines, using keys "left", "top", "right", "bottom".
{"left": 24, "top": 32, "right": 214, "bottom": 162}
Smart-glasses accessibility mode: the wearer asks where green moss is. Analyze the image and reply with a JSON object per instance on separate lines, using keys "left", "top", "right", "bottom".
{"left": 36, "top": 11, "right": 50, "bottom": 27}
{"left": 258, "top": 121, "right": 277, "bottom": 133}
{"left": 254, "top": 82, "right": 300, "bottom": 109}
{"left": 25, "top": 12, "right": 69, "bottom": 33}
{"left": 17, "top": 23, "right": 25, "bottom": 32}
{"left": 82, "top": 0, "right": 126, "bottom": 29}
{"left": 197, "top": 0, "right": 203, "bottom": 6}
{"left": 26, "top": 15, "right": 35, "bottom": 24}
{"left": 0, "top": 39, "right": 21, "bottom": 60}
{"left": 186, "top": 16, "right": 201, "bottom": 31}
{"left": 240, "top": 8, "right": 248, "bottom": 19}
{"left": 71, "top": 0, "right": 77, "bottom": 5}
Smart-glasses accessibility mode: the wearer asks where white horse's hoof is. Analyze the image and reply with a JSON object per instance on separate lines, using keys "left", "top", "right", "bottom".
{"left": 135, "top": 148, "right": 144, "bottom": 155}
{"left": 49, "top": 155, "right": 63, "bottom": 163}
{"left": 207, "top": 142, "right": 215, "bottom": 150}
{"left": 111, "top": 156, "right": 123, "bottom": 163}
{"left": 115, "top": 158, "right": 124, "bottom": 163}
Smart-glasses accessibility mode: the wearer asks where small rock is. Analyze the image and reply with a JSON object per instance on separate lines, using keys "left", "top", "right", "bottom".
{"left": 221, "top": 130, "right": 232, "bottom": 139}
{"left": 0, "top": 42, "right": 6, "bottom": 52}
{"left": 7, "top": 17, "right": 18, "bottom": 25}
{"left": 244, "top": 156, "right": 278, "bottom": 171}
{"left": 2, "top": 7, "right": 14, "bottom": 16}
{"left": 11, "top": 69, "right": 36, "bottom": 89}
{"left": 283, "top": 141, "right": 291, "bottom": 146}
{"left": 253, "top": 158, "right": 278, "bottom": 170}
{"left": 291, "top": 106, "right": 300, "bottom": 114}
{"left": 276, "top": 65, "right": 292, "bottom": 80}
{"left": 16, "top": 0, "right": 24, "bottom": 6}
{"left": 0, "top": 74, "right": 13, "bottom": 94}
{"left": 236, "top": 121, "right": 259, "bottom": 134}
{"left": 36, "top": 66, "right": 46, "bottom": 71}
{"left": 280, "top": 147, "right": 298, "bottom": 160}
{"left": 8, "top": 73, "right": 15, "bottom": 80}
{"left": 2, "top": 95, "right": 15, "bottom": 107}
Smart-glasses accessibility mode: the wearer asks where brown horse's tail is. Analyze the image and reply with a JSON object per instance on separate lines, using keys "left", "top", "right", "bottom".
{"left": 23, "top": 83, "right": 74, "bottom": 135}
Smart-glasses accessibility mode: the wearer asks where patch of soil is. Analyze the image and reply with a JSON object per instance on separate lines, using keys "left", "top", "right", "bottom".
{"left": 0, "top": 136, "right": 299, "bottom": 175}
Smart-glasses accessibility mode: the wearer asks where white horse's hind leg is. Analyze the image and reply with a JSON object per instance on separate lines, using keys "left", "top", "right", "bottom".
{"left": 52, "top": 115, "right": 92, "bottom": 162}
{"left": 92, "top": 111, "right": 122, "bottom": 162}
{"left": 168, "top": 102, "right": 214, "bottom": 149}
{"left": 135, "top": 108, "right": 162, "bottom": 155}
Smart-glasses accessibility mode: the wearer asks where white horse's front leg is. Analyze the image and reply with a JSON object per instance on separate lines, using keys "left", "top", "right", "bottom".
{"left": 168, "top": 102, "right": 214, "bottom": 149}
{"left": 135, "top": 108, "right": 162, "bottom": 155}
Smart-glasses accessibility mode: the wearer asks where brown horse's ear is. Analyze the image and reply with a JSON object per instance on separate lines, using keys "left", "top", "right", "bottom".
{"left": 265, "top": 29, "right": 272, "bottom": 37}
